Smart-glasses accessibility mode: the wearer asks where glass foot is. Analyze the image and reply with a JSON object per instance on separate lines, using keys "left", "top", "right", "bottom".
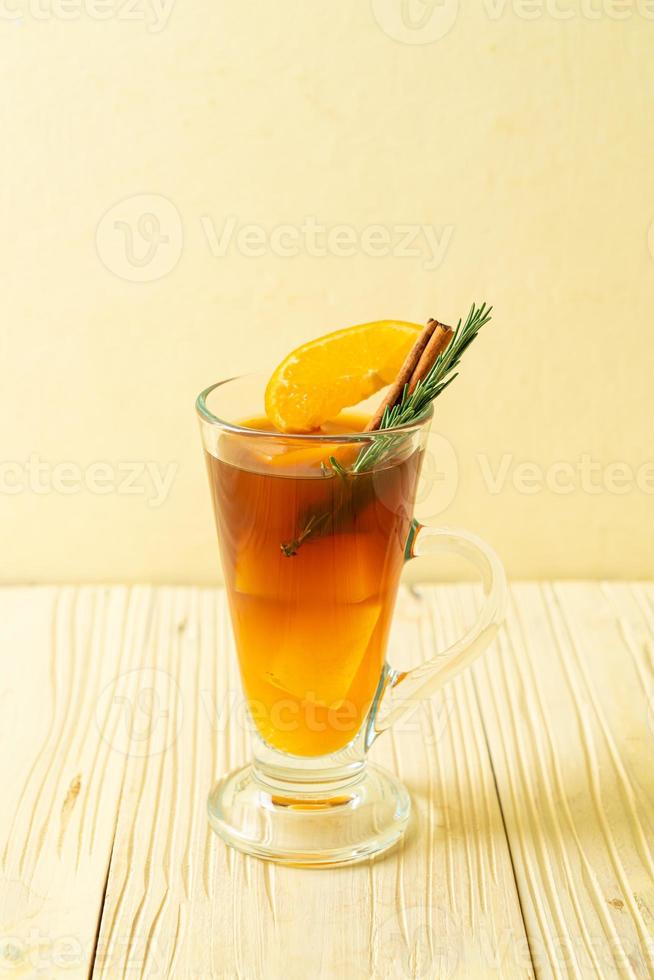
{"left": 207, "top": 761, "right": 411, "bottom": 867}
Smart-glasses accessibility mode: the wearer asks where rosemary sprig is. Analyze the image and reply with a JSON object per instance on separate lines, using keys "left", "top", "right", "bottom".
{"left": 280, "top": 302, "right": 492, "bottom": 555}
{"left": 351, "top": 302, "right": 492, "bottom": 473}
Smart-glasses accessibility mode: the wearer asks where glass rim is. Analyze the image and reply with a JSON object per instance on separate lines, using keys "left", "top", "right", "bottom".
{"left": 195, "top": 376, "right": 433, "bottom": 443}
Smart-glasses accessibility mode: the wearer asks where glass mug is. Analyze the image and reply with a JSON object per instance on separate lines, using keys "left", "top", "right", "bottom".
{"left": 197, "top": 375, "right": 506, "bottom": 866}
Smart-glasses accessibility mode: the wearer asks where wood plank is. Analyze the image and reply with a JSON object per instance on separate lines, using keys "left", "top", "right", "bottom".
{"left": 468, "top": 582, "right": 654, "bottom": 979}
{"left": 0, "top": 585, "right": 144, "bottom": 979}
{"left": 93, "top": 585, "right": 530, "bottom": 979}
{"left": 6, "top": 582, "right": 654, "bottom": 976}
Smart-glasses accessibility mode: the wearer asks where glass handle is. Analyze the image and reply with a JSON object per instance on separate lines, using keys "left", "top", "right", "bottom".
{"left": 369, "top": 519, "right": 507, "bottom": 740}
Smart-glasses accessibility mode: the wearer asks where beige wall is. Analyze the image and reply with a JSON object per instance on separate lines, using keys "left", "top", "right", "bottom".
{"left": 2, "top": 2, "right": 653, "bottom": 583}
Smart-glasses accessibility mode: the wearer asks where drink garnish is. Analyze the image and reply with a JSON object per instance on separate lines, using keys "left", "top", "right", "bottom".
{"left": 351, "top": 302, "right": 492, "bottom": 471}
{"left": 364, "top": 319, "right": 453, "bottom": 432}
{"left": 264, "top": 320, "right": 422, "bottom": 433}
{"left": 278, "top": 302, "right": 493, "bottom": 556}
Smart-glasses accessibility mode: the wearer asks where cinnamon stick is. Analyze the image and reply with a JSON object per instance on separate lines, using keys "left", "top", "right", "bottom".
{"left": 364, "top": 320, "right": 437, "bottom": 431}
{"left": 407, "top": 321, "right": 453, "bottom": 394}
{"left": 365, "top": 318, "right": 453, "bottom": 431}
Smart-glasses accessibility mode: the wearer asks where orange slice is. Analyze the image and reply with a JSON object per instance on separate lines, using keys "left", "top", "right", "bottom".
{"left": 264, "top": 320, "right": 422, "bottom": 433}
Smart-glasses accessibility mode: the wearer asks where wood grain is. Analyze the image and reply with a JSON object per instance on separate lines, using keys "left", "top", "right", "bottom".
{"left": 465, "top": 582, "right": 654, "bottom": 979}
{"left": 1, "top": 584, "right": 653, "bottom": 979}
{"left": 0, "top": 586, "right": 134, "bottom": 978}
{"left": 92, "top": 586, "right": 528, "bottom": 979}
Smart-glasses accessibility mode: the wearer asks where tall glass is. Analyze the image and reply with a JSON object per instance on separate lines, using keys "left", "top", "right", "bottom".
{"left": 197, "top": 374, "right": 506, "bottom": 866}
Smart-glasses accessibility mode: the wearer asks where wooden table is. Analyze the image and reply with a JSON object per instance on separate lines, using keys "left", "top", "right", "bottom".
{"left": 1, "top": 583, "right": 653, "bottom": 979}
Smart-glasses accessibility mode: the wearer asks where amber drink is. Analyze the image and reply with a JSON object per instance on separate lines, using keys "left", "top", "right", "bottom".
{"left": 205, "top": 416, "right": 422, "bottom": 757}
{"left": 197, "top": 370, "right": 505, "bottom": 866}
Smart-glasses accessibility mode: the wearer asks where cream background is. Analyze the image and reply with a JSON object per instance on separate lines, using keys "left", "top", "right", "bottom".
{"left": 1, "top": 2, "right": 653, "bottom": 583}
